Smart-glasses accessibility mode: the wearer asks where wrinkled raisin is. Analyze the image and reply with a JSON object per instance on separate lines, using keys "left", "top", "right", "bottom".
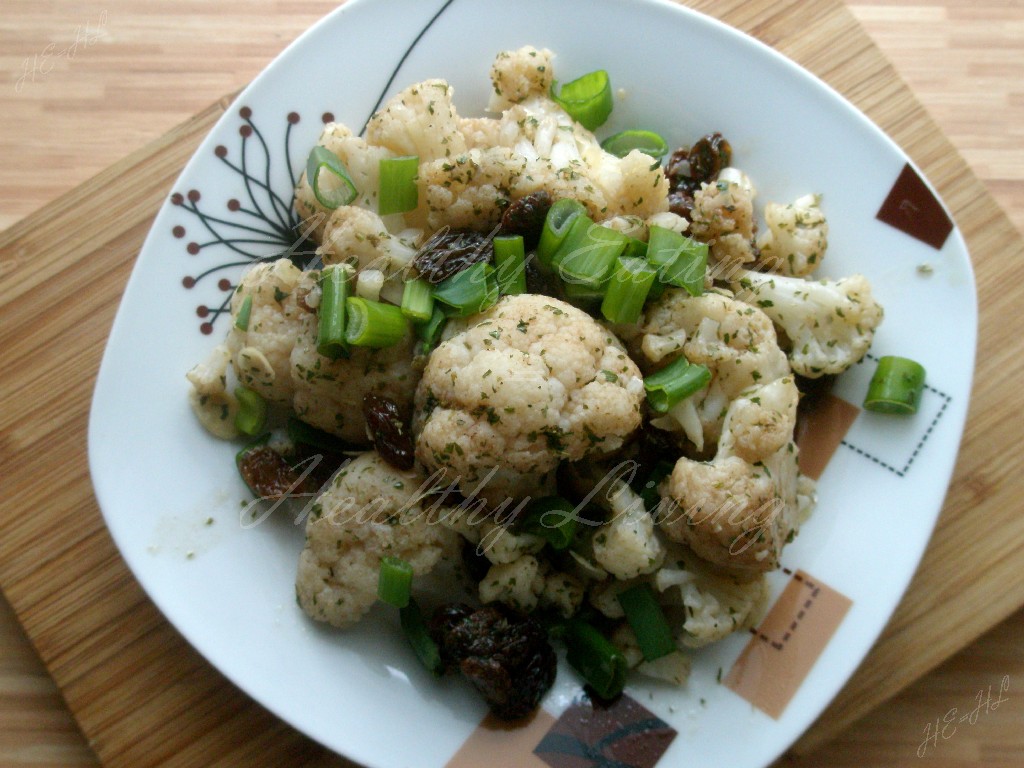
{"left": 498, "top": 191, "right": 552, "bottom": 249}
{"left": 237, "top": 446, "right": 314, "bottom": 499}
{"left": 414, "top": 229, "right": 493, "bottom": 284}
{"left": 363, "top": 393, "right": 415, "bottom": 470}
{"left": 429, "top": 603, "right": 556, "bottom": 720}
{"left": 688, "top": 132, "right": 732, "bottom": 182}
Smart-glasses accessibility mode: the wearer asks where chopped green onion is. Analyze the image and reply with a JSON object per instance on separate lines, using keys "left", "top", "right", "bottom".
{"left": 562, "top": 278, "right": 606, "bottom": 308}
{"left": 601, "top": 256, "right": 658, "bottom": 324}
{"left": 432, "top": 261, "right": 499, "bottom": 317}
{"left": 344, "top": 297, "right": 409, "bottom": 347}
{"left": 554, "top": 217, "right": 628, "bottom": 289}
{"left": 646, "top": 226, "right": 708, "bottom": 296}
{"left": 617, "top": 584, "right": 676, "bottom": 662}
{"left": 287, "top": 415, "right": 354, "bottom": 453}
{"left": 601, "top": 130, "right": 669, "bottom": 160}
{"left": 233, "top": 386, "right": 267, "bottom": 437}
{"left": 538, "top": 198, "right": 588, "bottom": 267}
{"left": 378, "top": 555, "right": 414, "bottom": 608}
{"left": 401, "top": 278, "right": 435, "bottom": 323}
{"left": 400, "top": 599, "right": 443, "bottom": 676}
{"left": 378, "top": 155, "right": 419, "bottom": 215}
{"left": 416, "top": 304, "right": 448, "bottom": 356}
{"left": 550, "top": 70, "right": 613, "bottom": 131}
{"left": 493, "top": 235, "right": 527, "bottom": 295}
{"left": 565, "top": 619, "right": 627, "bottom": 699}
{"left": 306, "top": 146, "right": 358, "bottom": 209}
{"left": 234, "top": 294, "right": 253, "bottom": 331}
{"left": 518, "top": 496, "right": 578, "bottom": 550}
{"left": 863, "top": 356, "right": 926, "bottom": 415}
{"left": 644, "top": 357, "right": 711, "bottom": 413}
{"left": 317, "top": 264, "right": 352, "bottom": 359}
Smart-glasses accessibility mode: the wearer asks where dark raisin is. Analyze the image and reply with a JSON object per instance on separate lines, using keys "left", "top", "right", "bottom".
{"left": 237, "top": 446, "right": 314, "bottom": 499}
{"left": 363, "top": 393, "right": 415, "bottom": 470}
{"left": 414, "top": 228, "right": 493, "bottom": 284}
{"left": 461, "top": 539, "right": 493, "bottom": 583}
{"left": 524, "top": 258, "right": 560, "bottom": 296}
{"left": 429, "top": 603, "right": 556, "bottom": 720}
{"left": 688, "top": 132, "right": 732, "bottom": 183}
{"left": 497, "top": 191, "right": 552, "bottom": 249}
{"left": 667, "top": 189, "right": 696, "bottom": 221}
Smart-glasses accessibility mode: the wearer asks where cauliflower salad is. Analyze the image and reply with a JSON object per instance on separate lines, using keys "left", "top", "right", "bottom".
{"left": 187, "top": 46, "right": 884, "bottom": 720}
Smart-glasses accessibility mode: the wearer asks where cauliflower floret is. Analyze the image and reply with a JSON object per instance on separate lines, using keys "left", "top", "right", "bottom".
{"left": 756, "top": 194, "right": 829, "bottom": 277}
{"left": 228, "top": 259, "right": 309, "bottom": 404}
{"left": 731, "top": 269, "right": 884, "bottom": 377}
{"left": 658, "top": 377, "right": 802, "bottom": 572}
{"left": 654, "top": 546, "right": 770, "bottom": 647}
{"left": 689, "top": 167, "right": 757, "bottom": 276}
{"left": 487, "top": 45, "right": 555, "bottom": 112}
{"left": 186, "top": 341, "right": 239, "bottom": 439}
{"left": 458, "top": 116, "right": 503, "bottom": 148}
{"left": 413, "top": 295, "right": 644, "bottom": 505}
{"left": 296, "top": 452, "right": 458, "bottom": 628}
{"left": 365, "top": 79, "right": 467, "bottom": 162}
{"left": 319, "top": 206, "right": 418, "bottom": 278}
{"left": 294, "top": 122, "right": 395, "bottom": 238}
{"left": 479, "top": 554, "right": 546, "bottom": 612}
{"left": 638, "top": 290, "right": 790, "bottom": 451}
{"left": 290, "top": 310, "right": 419, "bottom": 444}
{"left": 416, "top": 146, "right": 527, "bottom": 231}
{"left": 540, "top": 571, "right": 585, "bottom": 618}
{"left": 591, "top": 482, "right": 665, "bottom": 580}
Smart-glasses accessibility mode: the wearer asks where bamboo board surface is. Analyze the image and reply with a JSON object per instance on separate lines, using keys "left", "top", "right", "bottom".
{"left": 1, "top": 1, "right": 1022, "bottom": 767}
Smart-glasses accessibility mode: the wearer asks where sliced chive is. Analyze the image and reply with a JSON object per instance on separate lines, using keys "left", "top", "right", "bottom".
{"left": 432, "top": 261, "right": 499, "bottom": 317}
{"left": 234, "top": 294, "right": 253, "bottom": 331}
{"left": 233, "top": 386, "right": 268, "bottom": 437}
{"left": 565, "top": 619, "right": 628, "bottom": 699}
{"left": 493, "top": 235, "right": 527, "bottom": 295}
{"left": 621, "top": 236, "right": 648, "bottom": 261}
{"left": 863, "top": 356, "right": 926, "bottom": 414}
{"left": 344, "top": 297, "right": 409, "bottom": 347}
{"left": 401, "top": 278, "right": 435, "bottom": 323}
{"left": 561, "top": 278, "right": 606, "bottom": 309}
{"left": 646, "top": 226, "right": 708, "bottom": 297}
{"left": 600, "top": 130, "right": 669, "bottom": 160}
{"left": 617, "top": 584, "right": 676, "bottom": 662}
{"left": 317, "top": 264, "right": 352, "bottom": 359}
{"left": 306, "top": 146, "right": 358, "bottom": 209}
{"left": 378, "top": 555, "right": 414, "bottom": 608}
{"left": 550, "top": 70, "right": 613, "bottom": 130}
{"left": 537, "top": 198, "right": 587, "bottom": 267}
{"left": 554, "top": 217, "right": 628, "bottom": 289}
{"left": 601, "top": 256, "right": 658, "bottom": 324}
{"left": 518, "top": 496, "right": 578, "bottom": 551}
{"left": 378, "top": 155, "right": 419, "bottom": 215}
{"left": 415, "top": 304, "right": 448, "bottom": 356}
{"left": 400, "top": 599, "right": 443, "bottom": 676}
{"left": 644, "top": 357, "right": 711, "bottom": 413}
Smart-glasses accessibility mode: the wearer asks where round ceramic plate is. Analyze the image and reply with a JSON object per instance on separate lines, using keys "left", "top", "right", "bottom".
{"left": 89, "top": 0, "right": 977, "bottom": 766}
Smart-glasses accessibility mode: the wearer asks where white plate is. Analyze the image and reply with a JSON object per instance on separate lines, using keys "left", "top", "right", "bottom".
{"left": 89, "top": 1, "right": 977, "bottom": 766}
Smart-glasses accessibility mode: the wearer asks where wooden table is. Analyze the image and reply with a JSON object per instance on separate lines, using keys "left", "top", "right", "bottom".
{"left": 1, "top": 2, "right": 1021, "bottom": 766}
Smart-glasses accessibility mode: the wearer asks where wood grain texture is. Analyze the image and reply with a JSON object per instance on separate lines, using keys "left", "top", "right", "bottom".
{"left": 0, "top": 1, "right": 1021, "bottom": 767}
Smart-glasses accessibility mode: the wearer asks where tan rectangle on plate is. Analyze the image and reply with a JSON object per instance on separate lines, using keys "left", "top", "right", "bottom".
{"left": 445, "top": 711, "right": 557, "bottom": 768}
{"left": 725, "top": 570, "right": 852, "bottom": 719}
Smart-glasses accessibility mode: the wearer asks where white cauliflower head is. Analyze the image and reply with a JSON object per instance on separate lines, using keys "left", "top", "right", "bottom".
{"left": 591, "top": 481, "right": 666, "bottom": 580}
{"left": 413, "top": 294, "right": 645, "bottom": 505}
{"left": 654, "top": 545, "right": 769, "bottom": 647}
{"left": 228, "top": 259, "right": 310, "bottom": 405}
{"left": 756, "top": 193, "right": 829, "bottom": 277}
{"left": 731, "top": 269, "right": 884, "bottom": 377}
{"left": 290, "top": 308, "right": 419, "bottom": 444}
{"left": 365, "top": 79, "right": 467, "bottom": 162}
{"left": 186, "top": 340, "right": 240, "bottom": 439}
{"left": 295, "top": 452, "right": 458, "bottom": 628}
{"left": 658, "top": 376, "right": 801, "bottom": 572}
{"left": 318, "top": 206, "right": 418, "bottom": 278}
{"left": 487, "top": 45, "right": 555, "bottom": 112}
{"left": 689, "top": 167, "right": 757, "bottom": 274}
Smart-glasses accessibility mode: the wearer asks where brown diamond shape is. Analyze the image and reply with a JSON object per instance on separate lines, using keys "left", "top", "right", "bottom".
{"left": 796, "top": 389, "right": 860, "bottom": 480}
{"left": 534, "top": 694, "right": 676, "bottom": 768}
{"left": 876, "top": 163, "right": 954, "bottom": 250}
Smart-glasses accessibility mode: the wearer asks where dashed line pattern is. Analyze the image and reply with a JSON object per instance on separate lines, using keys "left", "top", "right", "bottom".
{"left": 748, "top": 569, "right": 821, "bottom": 651}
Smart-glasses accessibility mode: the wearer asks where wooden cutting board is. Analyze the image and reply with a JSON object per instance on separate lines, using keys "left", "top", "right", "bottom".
{"left": 1, "top": 0, "right": 1022, "bottom": 766}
